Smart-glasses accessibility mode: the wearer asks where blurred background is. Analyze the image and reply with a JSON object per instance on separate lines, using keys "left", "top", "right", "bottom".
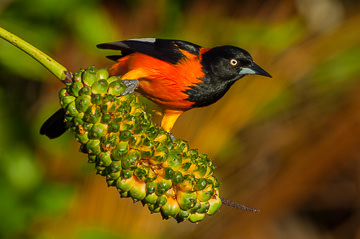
{"left": 1, "top": 0, "right": 360, "bottom": 238}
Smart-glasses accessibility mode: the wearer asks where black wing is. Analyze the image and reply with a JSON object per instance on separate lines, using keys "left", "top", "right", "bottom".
{"left": 96, "top": 38, "right": 201, "bottom": 64}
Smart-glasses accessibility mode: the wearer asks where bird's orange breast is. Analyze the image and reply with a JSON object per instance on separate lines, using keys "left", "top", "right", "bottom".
{"left": 108, "top": 52, "right": 206, "bottom": 110}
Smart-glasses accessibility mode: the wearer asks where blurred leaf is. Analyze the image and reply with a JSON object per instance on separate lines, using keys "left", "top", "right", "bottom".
{"left": 0, "top": 0, "right": 97, "bottom": 21}
{"left": 0, "top": 21, "right": 58, "bottom": 80}
{"left": 254, "top": 88, "right": 295, "bottom": 122}
{"left": 0, "top": 182, "right": 29, "bottom": 238}
{"left": 76, "top": 228, "right": 129, "bottom": 239}
{"left": 0, "top": 88, "right": 9, "bottom": 154}
{"left": 0, "top": 38, "right": 51, "bottom": 80}
{"left": 2, "top": 145, "right": 42, "bottom": 192}
{"left": 35, "top": 183, "right": 74, "bottom": 215}
{"left": 313, "top": 46, "right": 360, "bottom": 88}
{"left": 260, "top": 18, "right": 305, "bottom": 51}
{"left": 71, "top": 5, "right": 118, "bottom": 51}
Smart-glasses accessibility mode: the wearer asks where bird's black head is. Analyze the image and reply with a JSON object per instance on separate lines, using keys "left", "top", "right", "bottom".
{"left": 201, "top": 45, "right": 271, "bottom": 82}
{"left": 185, "top": 45, "right": 271, "bottom": 108}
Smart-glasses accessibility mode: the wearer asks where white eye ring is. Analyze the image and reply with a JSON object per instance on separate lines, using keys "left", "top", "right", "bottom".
{"left": 230, "top": 59, "right": 238, "bottom": 66}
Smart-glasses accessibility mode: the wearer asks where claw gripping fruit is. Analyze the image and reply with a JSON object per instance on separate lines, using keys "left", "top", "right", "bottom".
{"left": 59, "top": 66, "right": 221, "bottom": 222}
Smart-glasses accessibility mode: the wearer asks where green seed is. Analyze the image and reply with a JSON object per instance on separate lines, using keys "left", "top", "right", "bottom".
{"left": 148, "top": 204, "right": 160, "bottom": 213}
{"left": 177, "top": 191, "right": 197, "bottom": 210}
{"left": 91, "top": 94, "right": 102, "bottom": 105}
{"left": 196, "top": 183, "right": 214, "bottom": 202}
{"left": 188, "top": 213, "right": 205, "bottom": 223}
{"left": 59, "top": 88, "right": 68, "bottom": 98}
{"left": 120, "top": 130, "right": 131, "bottom": 141}
{"left": 120, "top": 149, "right": 138, "bottom": 170}
{"left": 198, "top": 201, "right": 210, "bottom": 213}
{"left": 119, "top": 191, "right": 128, "bottom": 198}
{"left": 101, "top": 113, "right": 111, "bottom": 124}
{"left": 107, "top": 170, "right": 120, "bottom": 182}
{"left": 172, "top": 171, "right": 184, "bottom": 184}
{"left": 121, "top": 170, "right": 133, "bottom": 179}
{"left": 146, "top": 181, "right": 156, "bottom": 194}
{"left": 189, "top": 201, "right": 201, "bottom": 213}
{"left": 83, "top": 106, "right": 102, "bottom": 124}
{"left": 76, "top": 132, "right": 89, "bottom": 144}
{"left": 100, "top": 133, "right": 118, "bottom": 150}
{"left": 112, "top": 141, "right": 129, "bottom": 161}
{"left": 165, "top": 151, "right": 182, "bottom": 171}
{"left": 89, "top": 123, "right": 108, "bottom": 139}
{"left": 176, "top": 210, "right": 190, "bottom": 222}
{"left": 108, "top": 122, "right": 120, "bottom": 133}
{"left": 143, "top": 193, "right": 158, "bottom": 204}
{"left": 108, "top": 80, "right": 126, "bottom": 96}
{"left": 92, "top": 79, "right": 108, "bottom": 95}
{"left": 129, "top": 181, "right": 146, "bottom": 201}
{"left": 73, "top": 69, "right": 84, "bottom": 82}
{"left": 75, "top": 95, "right": 91, "bottom": 112}
{"left": 98, "top": 151, "right": 112, "bottom": 167}
{"left": 207, "top": 195, "right": 222, "bottom": 215}
{"left": 116, "top": 177, "right": 134, "bottom": 193}
{"left": 88, "top": 154, "right": 97, "bottom": 164}
{"left": 82, "top": 66, "right": 97, "bottom": 86}
{"left": 79, "top": 86, "right": 91, "bottom": 95}
{"left": 195, "top": 178, "right": 207, "bottom": 191}
{"left": 156, "top": 195, "right": 167, "bottom": 207}
{"left": 134, "top": 168, "right": 147, "bottom": 181}
{"left": 70, "top": 81, "right": 83, "bottom": 97}
{"left": 146, "top": 127, "right": 158, "bottom": 139}
{"left": 156, "top": 179, "right": 172, "bottom": 196}
{"left": 96, "top": 68, "right": 109, "bottom": 80}
{"left": 60, "top": 95, "right": 75, "bottom": 107}
{"left": 161, "top": 197, "right": 180, "bottom": 218}
{"left": 164, "top": 167, "right": 174, "bottom": 180}
{"left": 85, "top": 139, "right": 101, "bottom": 155}
{"left": 65, "top": 101, "right": 79, "bottom": 117}
{"left": 194, "top": 164, "right": 208, "bottom": 177}
{"left": 106, "top": 75, "right": 120, "bottom": 84}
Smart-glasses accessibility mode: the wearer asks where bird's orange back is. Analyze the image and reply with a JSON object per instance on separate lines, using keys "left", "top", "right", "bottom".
{"left": 108, "top": 51, "right": 207, "bottom": 110}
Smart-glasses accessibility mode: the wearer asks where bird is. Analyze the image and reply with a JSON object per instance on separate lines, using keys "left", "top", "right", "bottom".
{"left": 40, "top": 38, "right": 271, "bottom": 138}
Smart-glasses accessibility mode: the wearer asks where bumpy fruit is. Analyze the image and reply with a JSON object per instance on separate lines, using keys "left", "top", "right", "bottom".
{"left": 59, "top": 66, "right": 221, "bottom": 222}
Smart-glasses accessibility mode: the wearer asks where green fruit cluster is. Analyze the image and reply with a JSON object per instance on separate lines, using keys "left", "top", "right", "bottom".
{"left": 59, "top": 66, "right": 221, "bottom": 222}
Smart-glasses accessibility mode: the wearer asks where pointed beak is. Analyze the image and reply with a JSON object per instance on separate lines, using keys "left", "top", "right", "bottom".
{"left": 239, "top": 63, "right": 272, "bottom": 78}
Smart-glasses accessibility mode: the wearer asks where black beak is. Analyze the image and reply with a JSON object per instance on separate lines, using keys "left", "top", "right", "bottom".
{"left": 239, "top": 62, "right": 272, "bottom": 78}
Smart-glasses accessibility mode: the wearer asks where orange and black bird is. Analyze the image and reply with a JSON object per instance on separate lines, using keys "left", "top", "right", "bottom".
{"left": 40, "top": 38, "right": 271, "bottom": 138}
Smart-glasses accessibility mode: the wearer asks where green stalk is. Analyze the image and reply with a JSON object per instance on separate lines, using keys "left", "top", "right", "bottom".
{"left": 0, "top": 26, "right": 68, "bottom": 82}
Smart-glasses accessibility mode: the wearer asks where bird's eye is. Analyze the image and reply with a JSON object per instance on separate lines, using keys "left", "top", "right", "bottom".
{"left": 230, "top": 59, "right": 238, "bottom": 66}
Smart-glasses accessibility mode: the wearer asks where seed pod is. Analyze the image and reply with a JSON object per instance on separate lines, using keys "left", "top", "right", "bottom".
{"left": 57, "top": 66, "right": 222, "bottom": 222}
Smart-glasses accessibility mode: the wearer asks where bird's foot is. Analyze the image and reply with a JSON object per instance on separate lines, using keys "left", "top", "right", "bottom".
{"left": 121, "top": 79, "right": 139, "bottom": 96}
{"left": 168, "top": 132, "right": 176, "bottom": 141}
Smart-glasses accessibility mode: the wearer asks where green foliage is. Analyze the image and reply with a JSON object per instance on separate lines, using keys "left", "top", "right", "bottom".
{"left": 0, "top": 0, "right": 117, "bottom": 79}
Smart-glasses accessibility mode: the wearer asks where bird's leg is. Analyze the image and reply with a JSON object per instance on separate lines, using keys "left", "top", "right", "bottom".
{"left": 161, "top": 109, "right": 183, "bottom": 132}
{"left": 168, "top": 132, "right": 176, "bottom": 141}
{"left": 121, "top": 79, "right": 139, "bottom": 96}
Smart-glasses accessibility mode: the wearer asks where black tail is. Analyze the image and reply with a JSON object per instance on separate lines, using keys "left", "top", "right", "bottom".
{"left": 40, "top": 108, "right": 67, "bottom": 139}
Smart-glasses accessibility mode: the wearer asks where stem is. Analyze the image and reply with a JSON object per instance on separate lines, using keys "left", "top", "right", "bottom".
{"left": 0, "top": 26, "right": 68, "bottom": 82}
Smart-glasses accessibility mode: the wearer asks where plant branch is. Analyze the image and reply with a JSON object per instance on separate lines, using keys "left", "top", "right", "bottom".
{"left": 0, "top": 26, "right": 68, "bottom": 82}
